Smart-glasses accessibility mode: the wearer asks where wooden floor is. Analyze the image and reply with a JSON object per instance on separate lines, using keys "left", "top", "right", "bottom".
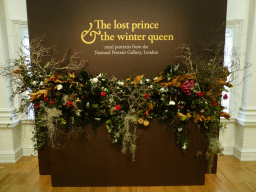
{"left": 0, "top": 156, "right": 255, "bottom": 192}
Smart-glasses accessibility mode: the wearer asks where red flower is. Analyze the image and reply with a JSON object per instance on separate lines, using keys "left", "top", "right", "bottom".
{"left": 50, "top": 100, "right": 55, "bottom": 106}
{"left": 223, "top": 94, "right": 228, "bottom": 100}
{"left": 198, "top": 92, "right": 204, "bottom": 98}
{"left": 43, "top": 96, "right": 49, "bottom": 101}
{"left": 144, "top": 94, "right": 149, "bottom": 99}
{"left": 66, "top": 101, "right": 73, "bottom": 107}
{"left": 114, "top": 104, "right": 121, "bottom": 111}
{"left": 144, "top": 108, "right": 150, "bottom": 115}
{"left": 212, "top": 101, "right": 217, "bottom": 106}
{"left": 101, "top": 92, "right": 106, "bottom": 97}
{"left": 34, "top": 103, "right": 39, "bottom": 109}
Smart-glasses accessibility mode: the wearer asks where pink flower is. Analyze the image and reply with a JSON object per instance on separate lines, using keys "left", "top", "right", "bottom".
{"left": 50, "top": 100, "right": 54, "bottom": 106}
{"left": 223, "top": 94, "right": 228, "bottom": 100}
{"left": 35, "top": 103, "right": 39, "bottom": 109}
{"left": 212, "top": 101, "right": 217, "bottom": 106}
{"left": 180, "top": 80, "right": 194, "bottom": 95}
{"left": 198, "top": 92, "right": 204, "bottom": 98}
{"left": 114, "top": 104, "right": 121, "bottom": 111}
{"left": 144, "top": 94, "right": 149, "bottom": 99}
{"left": 66, "top": 101, "right": 73, "bottom": 107}
{"left": 101, "top": 92, "right": 106, "bottom": 97}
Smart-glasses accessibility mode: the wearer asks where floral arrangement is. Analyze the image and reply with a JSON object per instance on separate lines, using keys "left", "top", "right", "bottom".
{"left": 3, "top": 38, "right": 232, "bottom": 173}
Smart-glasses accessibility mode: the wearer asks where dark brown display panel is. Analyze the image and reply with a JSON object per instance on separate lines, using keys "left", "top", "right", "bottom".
{"left": 27, "top": 0, "right": 225, "bottom": 186}
{"left": 37, "top": 120, "right": 211, "bottom": 187}
{"left": 26, "top": 0, "right": 227, "bottom": 79}
{"left": 37, "top": 145, "right": 51, "bottom": 175}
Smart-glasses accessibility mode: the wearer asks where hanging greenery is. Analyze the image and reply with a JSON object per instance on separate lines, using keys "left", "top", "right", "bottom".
{"left": 2, "top": 37, "right": 233, "bottom": 173}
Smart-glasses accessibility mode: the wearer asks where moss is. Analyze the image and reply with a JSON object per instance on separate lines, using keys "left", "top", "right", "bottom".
{"left": 206, "top": 137, "right": 224, "bottom": 174}
{"left": 121, "top": 115, "right": 138, "bottom": 162}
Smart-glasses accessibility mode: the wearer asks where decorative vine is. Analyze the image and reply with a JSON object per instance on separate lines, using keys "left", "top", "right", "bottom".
{"left": 1, "top": 37, "right": 238, "bottom": 173}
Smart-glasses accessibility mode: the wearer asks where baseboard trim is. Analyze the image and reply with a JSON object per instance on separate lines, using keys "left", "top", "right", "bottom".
{"left": 223, "top": 147, "right": 234, "bottom": 155}
{"left": 23, "top": 148, "right": 38, "bottom": 156}
{"left": 0, "top": 146, "right": 23, "bottom": 163}
{"left": 234, "top": 145, "right": 256, "bottom": 161}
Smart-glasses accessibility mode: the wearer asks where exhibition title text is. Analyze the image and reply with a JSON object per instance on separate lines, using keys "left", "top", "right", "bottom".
{"left": 81, "top": 20, "right": 174, "bottom": 44}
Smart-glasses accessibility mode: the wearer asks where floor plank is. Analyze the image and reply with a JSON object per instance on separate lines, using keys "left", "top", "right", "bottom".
{"left": 0, "top": 156, "right": 256, "bottom": 192}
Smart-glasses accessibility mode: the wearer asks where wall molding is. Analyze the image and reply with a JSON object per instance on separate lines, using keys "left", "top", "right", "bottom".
{"left": 0, "top": 119, "right": 20, "bottom": 129}
{"left": 9, "top": 19, "right": 28, "bottom": 59}
{"left": 220, "top": 118, "right": 236, "bottom": 124}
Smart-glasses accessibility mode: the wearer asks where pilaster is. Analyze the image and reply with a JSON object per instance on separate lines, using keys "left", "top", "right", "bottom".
{"left": 0, "top": 0, "right": 23, "bottom": 163}
{"left": 236, "top": 0, "right": 256, "bottom": 161}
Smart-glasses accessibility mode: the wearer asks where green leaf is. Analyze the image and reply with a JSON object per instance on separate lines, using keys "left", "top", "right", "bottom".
{"left": 180, "top": 115, "right": 187, "bottom": 121}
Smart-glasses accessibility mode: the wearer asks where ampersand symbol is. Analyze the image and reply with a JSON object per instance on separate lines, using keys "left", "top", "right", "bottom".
{"left": 81, "top": 22, "right": 101, "bottom": 44}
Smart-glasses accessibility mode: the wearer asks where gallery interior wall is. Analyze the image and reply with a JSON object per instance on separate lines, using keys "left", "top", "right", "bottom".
{"left": 0, "top": 0, "right": 256, "bottom": 163}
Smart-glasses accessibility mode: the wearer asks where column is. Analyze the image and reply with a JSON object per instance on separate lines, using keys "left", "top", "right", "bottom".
{"left": 0, "top": 0, "right": 22, "bottom": 163}
{"left": 236, "top": 0, "right": 256, "bottom": 161}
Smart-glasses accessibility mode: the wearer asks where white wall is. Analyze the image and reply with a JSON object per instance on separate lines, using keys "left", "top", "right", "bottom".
{"left": 0, "top": 0, "right": 36, "bottom": 162}
{"left": 227, "top": 0, "right": 247, "bottom": 20}
{"left": 219, "top": 0, "right": 256, "bottom": 160}
{"left": 0, "top": 0, "right": 256, "bottom": 162}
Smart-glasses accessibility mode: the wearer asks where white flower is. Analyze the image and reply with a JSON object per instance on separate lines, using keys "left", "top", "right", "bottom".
{"left": 178, "top": 128, "right": 183, "bottom": 132}
{"left": 76, "top": 109, "right": 82, "bottom": 116}
{"left": 149, "top": 85, "right": 153, "bottom": 89}
{"left": 97, "top": 73, "right": 103, "bottom": 78}
{"left": 165, "top": 110, "right": 168, "bottom": 112}
{"left": 102, "top": 87, "right": 108, "bottom": 91}
{"left": 146, "top": 79, "right": 150, "bottom": 82}
{"left": 154, "top": 77, "right": 158, "bottom": 81}
{"left": 101, "top": 79, "right": 105, "bottom": 81}
{"left": 56, "top": 84, "right": 63, "bottom": 90}
{"left": 182, "top": 143, "right": 187, "bottom": 150}
{"left": 39, "top": 81, "right": 44, "bottom": 86}
{"left": 117, "top": 81, "right": 124, "bottom": 86}
{"left": 160, "top": 87, "right": 166, "bottom": 93}
{"left": 139, "top": 80, "right": 144, "bottom": 84}
{"left": 167, "top": 77, "right": 171, "bottom": 81}
{"left": 32, "top": 81, "right": 38, "bottom": 86}
{"left": 174, "top": 63, "right": 179, "bottom": 71}
{"left": 95, "top": 118, "right": 101, "bottom": 121}
{"left": 90, "top": 78, "right": 98, "bottom": 84}
{"left": 168, "top": 101, "right": 175, "bottom": 105}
